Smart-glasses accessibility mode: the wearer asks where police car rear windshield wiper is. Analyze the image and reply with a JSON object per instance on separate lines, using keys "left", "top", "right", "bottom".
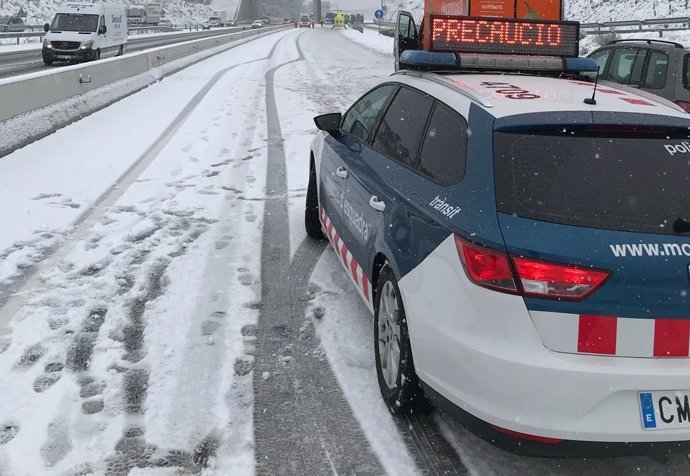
{"left": 672, "top": 217, "right": 690, "bottom": 234}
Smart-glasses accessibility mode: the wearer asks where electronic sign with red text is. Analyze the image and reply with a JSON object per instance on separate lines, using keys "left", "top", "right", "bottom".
{"left": 430, "top": 16, "right": 579, "bottom": 56}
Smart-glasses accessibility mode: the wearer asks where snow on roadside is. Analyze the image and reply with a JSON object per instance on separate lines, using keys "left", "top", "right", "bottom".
{"left": 308, "top": 250, "right": 418, "bottom": 476}
{"left": 279, "top": 28, "right": 415, "bottom": 475}
{"left": 341, "top": 26, "right": 394, "bottom": 58}
{"left": 0, "top": 32, "right": 289, "bottom": 474}
{"left": 0, "top": 25, "right": 422, "bottom": 475}
{"left": 0, "top": 29, "right": 281, "bottom": 155}
{"left": 279, "top": 28, "right": 393, "bottom": 259}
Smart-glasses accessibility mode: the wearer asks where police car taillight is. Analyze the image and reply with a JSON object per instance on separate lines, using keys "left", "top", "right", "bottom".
{"left": 455, "top": 236, "right": 518, "bottom": 294}
{"left": 512, "top": 256, "right": 610, "bottom": 300}
{"left": 455, "top": 235, "right": 610, "bottom": 300}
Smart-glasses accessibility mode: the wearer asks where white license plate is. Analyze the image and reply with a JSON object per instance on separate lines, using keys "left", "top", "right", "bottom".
{"left": 639, "top": 391, "right": 690, "bottom": 430}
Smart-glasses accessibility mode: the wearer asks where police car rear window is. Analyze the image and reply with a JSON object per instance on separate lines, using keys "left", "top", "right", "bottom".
{"left": 494, "top": 128, "right": 690, "bottom": 235}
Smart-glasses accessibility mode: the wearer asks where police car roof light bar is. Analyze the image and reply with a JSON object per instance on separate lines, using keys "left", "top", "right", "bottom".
{"left": 399, "top": 50, "right": 458, "bottom": 71}
{"left": 400, "top": 50, "right": 598, "bottom": 75}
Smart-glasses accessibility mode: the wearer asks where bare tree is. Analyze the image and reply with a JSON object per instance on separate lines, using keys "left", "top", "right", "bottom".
{"left": 592, "top": 32, "right": 620, "bottom": 48}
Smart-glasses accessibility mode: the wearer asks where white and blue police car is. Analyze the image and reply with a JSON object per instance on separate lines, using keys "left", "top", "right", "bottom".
{"left": 305, "top": 14, "right": 690, "bottom": 453}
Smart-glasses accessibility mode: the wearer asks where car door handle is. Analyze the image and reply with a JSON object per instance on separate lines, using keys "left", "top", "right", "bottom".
{"left": 336, "top": 167, "right": 348, "bottom": 178}
{"left": 369, "top": 196, "right": 385, "bottom": 212}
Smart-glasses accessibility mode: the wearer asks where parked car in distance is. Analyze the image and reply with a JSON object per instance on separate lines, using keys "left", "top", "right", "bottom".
{"left": 0, "top": 16, "right": 25, "bottom": 32}
{"left": 587, "top": 39, "right": 690, "bottom": 113}
{"left": 251, "top": 20, "right": 262, "bottom": 29}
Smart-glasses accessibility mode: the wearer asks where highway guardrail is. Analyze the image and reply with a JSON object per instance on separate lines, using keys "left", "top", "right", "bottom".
{"left": 0, "top": 25, "right": 288, "bottom": 155}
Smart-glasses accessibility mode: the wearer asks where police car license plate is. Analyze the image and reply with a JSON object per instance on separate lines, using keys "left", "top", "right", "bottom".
{"left": 639, "top": 391, "right": 690, "bottom": 430}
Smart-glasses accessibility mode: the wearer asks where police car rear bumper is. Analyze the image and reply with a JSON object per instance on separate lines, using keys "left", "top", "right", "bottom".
{"left": 400, "top": 235, "right": 690, "bottom": 443}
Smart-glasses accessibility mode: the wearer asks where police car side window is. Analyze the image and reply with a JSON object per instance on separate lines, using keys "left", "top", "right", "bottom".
{"left": 372, "top": 87, "right": 434, "bottom": 168}
{"left": 341, "top": 85, "right": 397, "bottom": 143}
{"left": 418, "top": 102, "right": 466, "bottom": 183}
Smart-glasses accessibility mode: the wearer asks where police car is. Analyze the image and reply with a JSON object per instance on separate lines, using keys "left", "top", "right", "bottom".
{"left": 305, "top": 13, "right": 690, "bottom": 452}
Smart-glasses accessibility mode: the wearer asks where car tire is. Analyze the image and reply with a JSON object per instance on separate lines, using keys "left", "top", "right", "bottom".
{"left": 43, "top": 58, "right": 53, "bottom": 66}
{"left": 374, "top": 264, "right": 429, "bottom": 414}
{"left": 117, "top": 44, "right": 123, "bottom": 56}
{"left": 305, "top": 161, "right": 325, "bottom": 240}
{"left": 93, "top": 49, "right": 100, "bottom": 61}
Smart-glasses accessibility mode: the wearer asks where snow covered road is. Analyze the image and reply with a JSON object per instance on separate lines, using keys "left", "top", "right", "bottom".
{"left": 1, "top": 26, "right": 690, "bottom": 475}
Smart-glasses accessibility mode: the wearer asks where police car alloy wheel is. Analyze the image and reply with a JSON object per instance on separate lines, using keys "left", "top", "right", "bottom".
{"left": 374, "top": 265, "right": 427, "bottom": 414}
{"left": 304, "top": 160, "right": 325, "bottom": 239}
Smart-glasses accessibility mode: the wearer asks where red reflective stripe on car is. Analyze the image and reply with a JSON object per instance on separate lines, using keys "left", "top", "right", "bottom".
{"left": 362, "top": 273, "right": 370, "bottom": 301}
{"left": 653, "top": 319, "right": 690, "bottom": 357}
{"left": 340, "top": 242, "right": 347, "bottom": 263}
{"left": 578, "top": 315, "right": 617, "bottom": 355}
{"left": 320, "top": 207, "right": 373, "bottom": 308}
{"left": 351, "top": 258, "right": 359, "bottom": 285}
{"left": 620, "top": 97, "right": 654, "bottom": 106}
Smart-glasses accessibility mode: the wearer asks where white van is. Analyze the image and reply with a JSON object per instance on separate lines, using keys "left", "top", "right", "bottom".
{"left": 42, "top": 3, "right": 127, "bottom": 66}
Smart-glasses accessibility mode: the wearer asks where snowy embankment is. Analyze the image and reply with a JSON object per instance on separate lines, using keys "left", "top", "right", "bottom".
{"left": 0, "top": 32, "right": 284, "bottom": 474}
{"left": 0, "top": 26, "right": 418, "bottom": 475}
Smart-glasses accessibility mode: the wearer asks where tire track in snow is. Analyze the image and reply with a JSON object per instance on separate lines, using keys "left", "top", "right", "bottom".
{"left": 295, "top": 30, "right": 470, "bottom": 475}
{"left": 254, "top": 33, "right": 384, "bottom": 474}
{"left": 0, "top": 39, "right": 283, "bottom": 474}
{"left": 0, "top": 39, "right": 276, "bottom": 334}
{"left": 97, "top": 42, "right": 287, "bottom": 475}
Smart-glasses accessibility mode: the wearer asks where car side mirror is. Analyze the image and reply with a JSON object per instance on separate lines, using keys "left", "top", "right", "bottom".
{"left": 44, "top": 23, "right": 50, "bottom": 32}
{"left": 313, "top": 113, "right": 341, "bottom": 132}
{"left": 99, "top": 24, "right": 107, "bottom": 35}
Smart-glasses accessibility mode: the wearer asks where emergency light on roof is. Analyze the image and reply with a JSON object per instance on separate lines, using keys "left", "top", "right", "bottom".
{"left": 430, "top": 16, "right": 580, "bottom": 57}
{"left": 399, "top": 50, "right": 598, "bottom": 74}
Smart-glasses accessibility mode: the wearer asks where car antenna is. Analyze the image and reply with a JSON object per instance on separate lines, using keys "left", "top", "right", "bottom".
{"left": 584, "top": 67, "right": 600, "bottom": 105}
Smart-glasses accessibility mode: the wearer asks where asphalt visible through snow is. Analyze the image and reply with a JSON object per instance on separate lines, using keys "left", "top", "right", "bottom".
{"left": 253, "top": 32, "right": 383, "bottom": 474}
{"left": 252, "top": 30, "right": 470, "bottom": 475}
